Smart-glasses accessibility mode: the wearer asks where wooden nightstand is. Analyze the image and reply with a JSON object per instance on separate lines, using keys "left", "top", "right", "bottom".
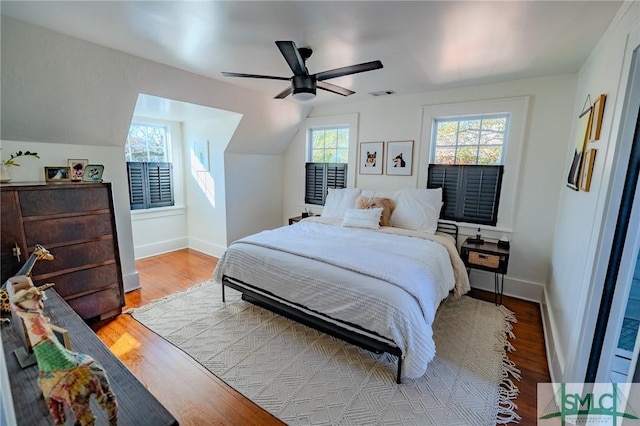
{"left": 289, "top": 215, "right": 303, "bottom": 225}
{"left": 460, "top": 238, "right": 510, "bottom": 305}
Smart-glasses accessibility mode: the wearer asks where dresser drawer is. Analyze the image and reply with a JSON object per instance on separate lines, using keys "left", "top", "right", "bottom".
{"left": 19, "top": 187, "right": 110, "bottom": 217}
{"left": 30, "top": 239, "right": 116, "bottom": 277}
{"left": 468, "top": 251, "right": 501, "bottom": 268}
{"left": 23, "top": 214, "right": 114, "bottom": 246}
{"left": 32, "top": 263, "right": 120, "bottom": 298}
{"left": 66, "top": 287, "right": 122, "bottom": 320}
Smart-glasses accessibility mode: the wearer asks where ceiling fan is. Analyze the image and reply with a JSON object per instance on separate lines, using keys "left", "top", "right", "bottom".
{"left": 222, "top": 41, "right": 383, "bottom": 101}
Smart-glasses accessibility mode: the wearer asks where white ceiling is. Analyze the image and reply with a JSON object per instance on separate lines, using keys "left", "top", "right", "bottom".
{"left": 1, "top": 1, "right": 623, "bottom": 106}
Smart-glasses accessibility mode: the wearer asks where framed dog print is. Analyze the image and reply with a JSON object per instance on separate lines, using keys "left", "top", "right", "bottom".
{"left": 82, "top": 164, "right": 104, "bottom": 182}
{"left": 386, "top": 140, "right": 414, "bottom": 176}
{"left": 359, "top": 142, "right": 383, "bottom": 175}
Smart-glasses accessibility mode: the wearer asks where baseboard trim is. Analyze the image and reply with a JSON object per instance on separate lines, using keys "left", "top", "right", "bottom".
{"left": 123, "top": 271, "right": 140, "bottom": 293}
{"left": 468, "top": 270, "right": 543, "bottom": 302}
{"left": 541, "top": 289, "right": 563, "bottom": 383}
{"left": 187, "top": 237, "right": 227, "bottom": 259}
{"left": 133, "top": 237, "right": 189, "bottom": 260}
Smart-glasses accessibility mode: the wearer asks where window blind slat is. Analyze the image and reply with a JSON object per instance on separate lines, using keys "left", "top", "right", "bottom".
{"left": 427, "top": 164, "right": 503, "bottom": 225}
{"left": 305, "top": 162, "right": 347, "bottom": 205}
{"left": 127, "top": 162, "right": 174, "bottom": 209}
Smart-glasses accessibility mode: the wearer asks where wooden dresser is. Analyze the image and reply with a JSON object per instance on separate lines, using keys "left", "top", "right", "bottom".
{"left": 1, "top": 182, "right": 125, "bottom": 321}
{"left": 2, "top": 288, "right": 178, "bottom": 425}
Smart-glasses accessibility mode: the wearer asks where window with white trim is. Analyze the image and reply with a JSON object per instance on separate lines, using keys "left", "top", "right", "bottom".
{"left": 125, "top": 122, "right": 175, "bottom": 210}
{"left": 431, "top": 114, "right": 509, "bottom": 165}
{"left": 305, "top": 126, "right": 349, "bottom": 205}
{"left": 427, "top": 114, "right": 510, "bottom": 225}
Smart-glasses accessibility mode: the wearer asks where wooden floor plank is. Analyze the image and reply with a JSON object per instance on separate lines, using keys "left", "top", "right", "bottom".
{"left": 92, "top": 249, "right": 549, "bottom": 425}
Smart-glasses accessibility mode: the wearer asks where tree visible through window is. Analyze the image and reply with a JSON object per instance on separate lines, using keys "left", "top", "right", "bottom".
{"left": 309, "top": 126, "right": 349, "bottom": 163}
{"left": 432, "top": 114, "right": 508, "bottom": 165}
{"left": 125, "top": 122, "right": 174, "bottom": 210}
{"left": 428, "top": 114, "right": 508, "bottom": 225}
{"left": 126, "top": 122, "right": 170, "bottom": 162}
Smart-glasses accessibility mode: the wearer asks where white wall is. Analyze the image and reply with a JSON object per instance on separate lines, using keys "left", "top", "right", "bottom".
{"left": 1, "top": 16, "right": 307, "bottom": 277}
{"left": 545, "top": 1, "right": 640, "bottom": 383}
{"left": 129, "top": 117, "right": 189, "bottom": 259}
{"left": 284, "top": 74, "right": 578, "bottom": 302}
{"left": 0, "top": 140, "right": 139, "bottom": 292}
{"left": 225, "top": 153, "right": 284, "bottom": 244}
{"left": 183, "top": 113, "right": 242, "bottom": 257}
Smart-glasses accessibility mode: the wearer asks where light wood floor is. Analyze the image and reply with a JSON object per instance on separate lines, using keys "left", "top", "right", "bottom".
{"left": 92, "top": 249, "right": 549, "bottom": 425}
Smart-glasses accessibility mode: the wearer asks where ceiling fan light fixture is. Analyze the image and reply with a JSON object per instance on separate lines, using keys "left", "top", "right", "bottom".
{"left": 292, "top": 75, "right": 317, "bottom": 101}
{"left": 292, "top": 90, "right": 316, "bottom": 101}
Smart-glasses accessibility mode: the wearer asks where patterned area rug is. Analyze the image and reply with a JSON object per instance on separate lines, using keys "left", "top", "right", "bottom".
{"left": 128, "top": 281, "right": 521, "bottom": 425}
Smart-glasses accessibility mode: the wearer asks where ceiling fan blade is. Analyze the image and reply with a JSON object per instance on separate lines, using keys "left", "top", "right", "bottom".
{"left": 274, "top": 86, "right": 293, "bottom": 99}
{"left": 275, "top": 41, "right": 308, "bottom": 76}
{"left": 316, "top": 60, "right": 383, "bottom": 81}
{"left": 317, "top": 81, "right": 355, "bottom": 97}
{"left": 221, "top": 71, "right": 290, "bottom": 81}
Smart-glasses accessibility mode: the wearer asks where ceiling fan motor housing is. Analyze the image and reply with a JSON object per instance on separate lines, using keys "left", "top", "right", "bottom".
{"left": 292, "top": 75, "right": 317, "bottom": 100}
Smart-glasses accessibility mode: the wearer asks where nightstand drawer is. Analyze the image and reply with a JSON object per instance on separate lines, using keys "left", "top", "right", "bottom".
{"left": 468, "top": 251, "right": 501, "bottom": 268}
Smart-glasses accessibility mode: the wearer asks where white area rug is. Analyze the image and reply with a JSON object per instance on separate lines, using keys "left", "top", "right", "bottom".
{"left": 128, "top": 281, "right": 521, "bottom": 425}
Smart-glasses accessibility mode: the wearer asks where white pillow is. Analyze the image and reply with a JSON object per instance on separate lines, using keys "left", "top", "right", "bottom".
{"left": 361, "top": 188, "right": 442, "bottom": 234}
{"left": 321, "top": 188, "right": 361, "bottom": 219}
{"left": 341, "top": 207, "right": 383, "bottom": 229}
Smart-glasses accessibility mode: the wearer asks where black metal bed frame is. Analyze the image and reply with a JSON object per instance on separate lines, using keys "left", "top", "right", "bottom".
{"left": 221, "top": 221, "right": 458, "bottom": 385}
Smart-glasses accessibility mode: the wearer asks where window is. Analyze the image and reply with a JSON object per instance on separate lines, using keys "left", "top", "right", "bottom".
{"left": 125, "top": 122, "right": 174, "bottom": 210}
{"left": 305, "top": 126, "right": 348, "bottom": 205}
{"left": 431, "top": 114, "right": 508, "bottom": 165}
{"left": 427, "top": 114, "right": 509, "bottom": 225}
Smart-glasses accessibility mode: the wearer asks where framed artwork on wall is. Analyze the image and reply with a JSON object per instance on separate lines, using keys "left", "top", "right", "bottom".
{"left": 386, "top": 140, "right": 414, "bottom": 176}
{"left": 580, "top": 148, "right": 597, "bottom": 192}
{"left": 588, "top": 94, "right": 606, "bottom": 142}
{"left": 193, "top": 140, "right": 210, "bottom": 171}
{"left": 359, "top": 141, "right": 383, "bottom": 175}
{"left": 567, "top": 108, "right": 591, "bottom": 191}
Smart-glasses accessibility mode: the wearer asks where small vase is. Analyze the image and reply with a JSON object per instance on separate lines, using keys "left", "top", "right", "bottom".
{"left": 0, "top": 164, "right": 12, "bottom": 182}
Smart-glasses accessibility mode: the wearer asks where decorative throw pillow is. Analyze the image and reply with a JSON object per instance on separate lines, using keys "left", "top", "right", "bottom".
{"left": 357, "top": 196, "right": 395, "bottom": 226}
{"left": 361, "top": 188, "right": 442, "bottom": 234}
{"left": 342, "top": 207, "right": 383, "bottom": 229}
{"left": 321, "top": 188, "right": 362, "bottom": 220}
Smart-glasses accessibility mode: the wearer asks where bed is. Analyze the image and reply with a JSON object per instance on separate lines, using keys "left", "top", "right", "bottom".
{"left": 213, "top": 188, "right": 470, "bottom": 384}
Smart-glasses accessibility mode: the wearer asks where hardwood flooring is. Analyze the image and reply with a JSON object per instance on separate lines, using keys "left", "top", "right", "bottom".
{"left": 92, "top": 249, "right": 549, "bottom": 425}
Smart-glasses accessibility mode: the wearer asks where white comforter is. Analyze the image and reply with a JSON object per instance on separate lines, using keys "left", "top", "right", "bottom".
{"left": 213, "top": 217, "right": 470, "bottom": 378}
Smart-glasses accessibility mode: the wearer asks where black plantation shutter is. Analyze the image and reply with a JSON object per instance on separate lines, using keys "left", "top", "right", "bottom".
{"left": 427, "top": 164, "right": 503, "bottom": 225}
{"left": 305, "top": 162, "right": 347, "bottom": 205}
{"left": 147, "top": 162, "right": 174, "bottom": 208}
{"left": 127, "top": 162, "right": 175, "bottom": 210}
{"left": 305, "top": 163, "right": 325, "bottom": 205}
{"left": 127, "top": 162, "right": 146, "bottom": 210}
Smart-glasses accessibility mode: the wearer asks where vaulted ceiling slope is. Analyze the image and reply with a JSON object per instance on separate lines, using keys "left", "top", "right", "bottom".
{"left": 1, "top": 1, "right": 622, "bottom": 105}
{"left": 0, "top": 16, "right": 307, "bottom": 154}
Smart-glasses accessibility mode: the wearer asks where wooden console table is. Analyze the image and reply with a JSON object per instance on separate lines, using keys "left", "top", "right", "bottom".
{"left": 2, "top": 288, "right": 178, "bottom": 425}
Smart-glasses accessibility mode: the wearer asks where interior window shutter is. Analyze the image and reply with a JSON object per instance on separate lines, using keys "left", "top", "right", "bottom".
{"left": 305, "top": 163, "right": 348, "bottom": 205}
{"left": 305, "top": 163, "right": 326, "bottom": 205}
{"left": 326, "top": 163, "right": 347, "bottom": 191}
{"left": 461, "top": 166, "right": 503, "bottom": 226}
{"left": 428, "top": 164, "right": 503, "bottom": 225}
{"left": 146, "top": 162, "right": 174, "bottom": 208}
{"left": 127, "top": 162, "right": 147, "bottom": 210}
